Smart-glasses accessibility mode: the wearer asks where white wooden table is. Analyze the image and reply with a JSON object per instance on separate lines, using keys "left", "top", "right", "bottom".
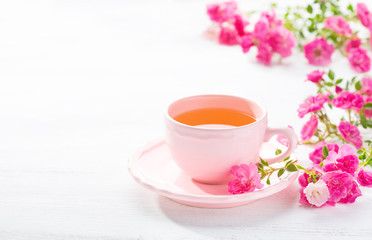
{"left": 0, "top": 0, "right": 371, "bottom": 239}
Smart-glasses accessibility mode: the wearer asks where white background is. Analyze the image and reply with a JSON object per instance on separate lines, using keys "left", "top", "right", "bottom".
{"left": 0, "top": 0, "right": 371, "bottom": 239}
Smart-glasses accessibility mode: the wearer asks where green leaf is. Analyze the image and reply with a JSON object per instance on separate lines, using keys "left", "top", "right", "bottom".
{"left": 325, "top": 82, "right": 334, "bottom": 87}
{"left": 347, "top": 4, "right": 354, "bottom": 12}
{"left": 360, "top": 112, "right": 368, "bottom": 129}
{"left": 286, "top": 164, "right": 298, "bottom": 172}
{"left": 277, "top": 168, "right": 285, "bottom": 178}
{"left": 328, "top": 103, "right": 333, "bottom": 109}
{"left": 364, "top": 103, "right": 372, "bottom": 109}
{"left": 328, "top": 70, "right": 335, "bottom": 80}
{"left": 266, "top": 178, "right": 271, "bottom": 185}
{"left": 261, "top": 158, "right": 269, "bottom": 166}
{"left": 307, "top": 5, "right": 313, "bottom": 14}
{"left": 357, "top": 150, "right": 364, "bottom": 154}
{"left": 319, "top": 161, "right": 324, "bottom": 167}
{"left": 275, "top": 149, "right": 282, "bottom": 155}
{"left": 258, "top": 163, "right": 263, "bottom": 169}
{"left": 320, "top": 2, "right": 327, "bottom": 13}
{"left": 283, "top": 156, "right": 290, "bottom": 161}
{"left": 355, "top": 81, "right": 362, "bottom": 91}
{"left": 336, "top": 79, "right": 343, "bottom": 84}
{"left": 296, "top": 165, "right": 306, "bottom": 170}
{"left": 323, "top": 145, "right": 329, "bottom": 158}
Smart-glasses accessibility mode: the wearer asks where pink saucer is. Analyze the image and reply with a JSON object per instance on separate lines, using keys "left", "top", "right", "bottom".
{"left": 128, "top": 139, "right": 299, "bottom": 208}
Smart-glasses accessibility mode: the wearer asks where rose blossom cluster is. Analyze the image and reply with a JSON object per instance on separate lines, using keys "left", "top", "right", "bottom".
{"left": 228, "top": 163, "right": 264, "bottom": 194}
{"left": 297, "top": 70, "right": 372, "bottom": 149}
{"left": 206, "top": 1, "right": 372, "bottom": 72}
{"left": 206, "top": 1, "right": 296, "bottom": 65}
{"left": 299, "top": 143, "right": 372, "bottom": 207}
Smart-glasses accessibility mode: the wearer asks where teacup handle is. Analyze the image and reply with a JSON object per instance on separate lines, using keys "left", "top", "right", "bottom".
{"left": 261, "top": 127, "right": 298, "bottom": 165}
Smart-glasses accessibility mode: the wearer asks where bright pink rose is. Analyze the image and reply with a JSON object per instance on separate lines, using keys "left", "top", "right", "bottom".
{"left": 338, "top": 121, "right": 363, "bottom": 149}
{"left": 256, "top": 43, "right": 272, "bottom": 66}
{"left": 241, "top": 35, "right": 254, "bottom": 53}
{"left": 301, "top": 115, "right": 318, "bottom": 140}
{"left": 332, "top": 91, "right": 364, "bottom": 110}
{"left": 322, "top": 144, "right": 359, "bottom": 175}
{"left": 357, "top": 3, "right": 372, "bottom": 28}
{"left": 268, "top": 26, "right": 297, "bottom": 58}
{"left": 309, "top": 142, "right": 339, "bottom": 164}
{"left": 252, "top": 19, "right": 269, "bottom": 42}
{"left": 228, "top": 163, "right": 264, "bottom": 194}
{"left": 324, "top": 16, "right": 352, "bottom": 36}
{"left": 360, "top": 77, "right": 372, "bottom": 95}
{"left": 304, "top": 38, "right": 334, "bottom": 66}
{"left": 233, "top": 14, "right": 249, "bottom": 36}
{"left": 299, "top": 188, "right": 311, "bottom": 206}
{"left": 348, "top": 48, "right": 371, "bottom": 73}
{"left": 219, "top": 26, "right": 239, "bottom": 45}
{"left": 345, "top": 38, "right": 361, "bottom": 53}
{"left": 357, "top": 169, "right": 372, "bottom": 187}
{"left": 306, "top": 70, "right": 325, "bottom": 83}
{"left": 322, "top": 171, "right": 362, "bottom": 204}
{"left": 362, "top": 96, "right": 372, "bottom": 118}
{"left": 277, "top": 126, "right": 294, "bottom": 147}
{"left": 335, "top": 85, "right": 342, "bottom": 94}
{"left": 297, "top": 94, "right": 329, "bottom": 118}
{"left": 207, "top": 1, "right": 237, "bottom": 23}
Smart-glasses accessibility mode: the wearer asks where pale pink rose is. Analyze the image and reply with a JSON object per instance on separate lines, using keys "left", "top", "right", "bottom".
{"left": 332, "top": 91, "right": 364, "bottom": 110}
{"left": 322, "top": 171, "right": 362, "bottom": 204}
{"left": 357, "top": 169, "right": 372, "bottom": 187}
{"left": 301, "top": 115, "right": 318, "bottom": 140}
{"left": 345, "top": 38, "right": 361, "bottom": 53}
{"left": 304, "top": 38, "right": 334, "bottom": 66}
{"left": 256, "top": 43, "right": 272, "bottom": 66}
{"left": 219, "top": 26, "right": 239, "bottom": 45}
{"left": 233, "top": 14, "right": 249, "bottom": 36}
{"left": 348, "top": 48, "right": 371, "bottom": 73}
{"left": 338, "top": 121, "right": 363, "bottom": 149}
{"left": 228, "top": 163, "right": 264, "bottom": 194}
{"left": 241, "top": 35, "right": 254, "bottom": 53}
{"left": 306, "top": 70, "right": 325, "bottom": 83}
{"left": 357, "top": 3, "right": 372, "bottom": 28}
{"left": 260, "top": 10, "right": 282, "bottom": 27}
{"left": 207, "top": 1, "right": 237, "bottom": 23}
{"left": 303, "top": 180, "right": 330, "bottom": 207}
{"left": 309, "top": 142, "right": 339, "bottom": 164}
{"left": 324, "top": 16, "right": 352, "bottom": 36}
{"left": 268, "top": 26, "right": 297, "bottom": 58}
{"left": 322, "top": 144, "right": 359, "bottom": 175}
{"left": 297, "top": 94, "right": 329, "bottom": 118}
{"left": 277, "top": 126, "right": 294, "bottom": 147}
{"left": 360, "top": 77, "right": 372, "bottom": 95}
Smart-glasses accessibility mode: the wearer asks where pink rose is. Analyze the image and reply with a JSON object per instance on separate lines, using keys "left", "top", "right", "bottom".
{"left": 357, "top": 169, "right": 372, "bottom": 187}
{"left": 338, "top": 121, "right": 363, "bottom": 149}
{"left": 228, "top": 163, "right": 264, "bottom": 194}
{"left": 219, "top": 26, "right": 239, "bottom": 45}
{"left": 335, "top": 86, "right": 342, "bottom": 94}
{"left": 241, "top": 35, "right": 254, "bottom": 53}
{"left": 324, "top": 16, "right": 352, "bottom": 36}
{"left": 256, "top": 43, "right": 272, "bottom": 66}
{"left": 332, "top": 91, "right": 364, "bottom": 110}
{"left": 233, "top": 14, "right": 249, "bottom": 36}
{"left": 345, "top": 38, "right": 361, "bottom": 53}
{"left": 252, "top": 20, "right": 269, "bottom": 42}
{"left": 268, "top": 26, "right": 297, "bottom": 58}
{"left": 207, "top": 1, "right": 237, "bottom": 23}
{"left": 357, "top": 3, "right": 372, "bottom": 28}
{"left": 306, "top": 70, "right": 325, "bottom": 83}
{"left": 298, "top": 167, "right": 322, "bottom": 188}
{"left": 348, "top": 48, "right": 371, "bottom": 73}
{"left": 277, "top": 125, "right": 294, "bottom": 147}
{"left": 309, "top": 142, "right": 339, "bottom": 164}
{"left": 260, "top": 10, "right": 282, "bottom": 27}
{"left": 304, "top": 38, "right": 334, "bottom": 66}
{"left": 297, "top": 94, "right": 329, "bottom": 118}
{"left": 322, "top": 171, "right": 362, "bottom": 204}
{"left": 322, "top": 144, "right": 359, "bottom": 175}
{"left": 360, "top": 77, "right": 372, "bottom": 95}
{"left": 303, "top": 180, "right": 330, "bottom": 207}
{"left": 301, "top": 115, "right": 318, "bottom": 140}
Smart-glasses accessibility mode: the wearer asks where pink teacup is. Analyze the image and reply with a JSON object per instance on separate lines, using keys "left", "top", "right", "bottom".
{"left": 164, "top": 95, "right": 297, "bottom": 184}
